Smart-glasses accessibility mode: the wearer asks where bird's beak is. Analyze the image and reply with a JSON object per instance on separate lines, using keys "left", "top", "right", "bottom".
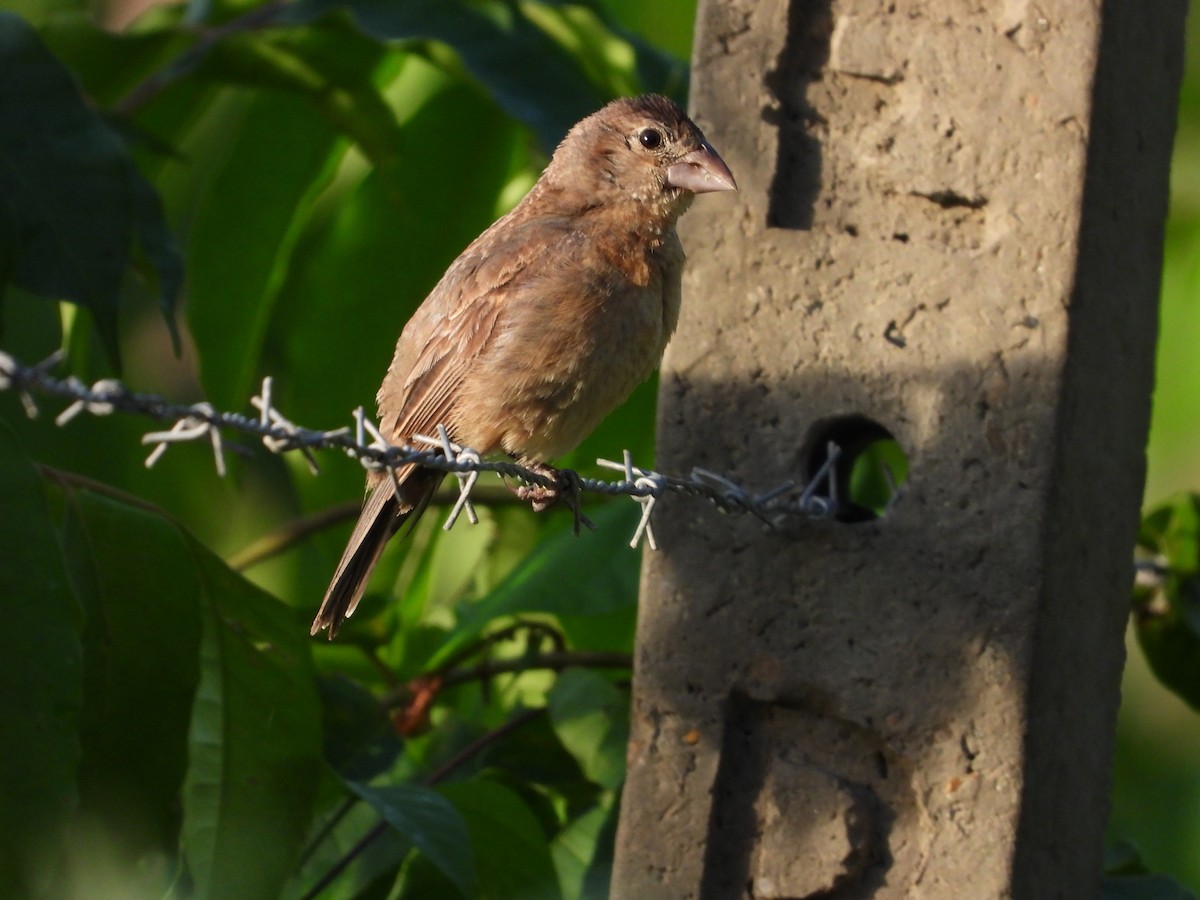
{"left": 666, "top": 141, "right": 738, "bottom": 194}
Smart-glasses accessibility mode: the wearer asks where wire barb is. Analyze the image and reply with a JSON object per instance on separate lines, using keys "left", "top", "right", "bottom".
{"left": 142, "top": 403, "right": 227, "bottom": 476}
{"left": 0, "top": 350, "right": 37, "bottom": 417}
{"left": 54, "top": 378, "right": 125, "bottom": 426}
{"left": 794, "top": 442, "right": 842, "bottom": 519}
{"left": 412, "top": 427, "right": 480, "bottom": 530}
{"left": 0, "top": 348, "right": 857, "bottom": 539}
{"left": 251, "top": 377, "right": 321, "bottom": 475}
{"left": 554, "top": 468, "right": 595, "bottom": 535}
{"left": 597, "top": 451, "right": 662, "bottom": 549}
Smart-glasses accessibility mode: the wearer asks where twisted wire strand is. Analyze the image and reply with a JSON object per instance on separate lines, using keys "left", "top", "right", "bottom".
{"left": 0, "top": 349, "right": 840, "bottom": 543}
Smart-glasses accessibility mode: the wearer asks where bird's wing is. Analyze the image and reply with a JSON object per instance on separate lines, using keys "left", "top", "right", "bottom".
{"left": 378, "top": 215, "right": 571, "bottom": 446}
{"left": 315, "top": 220, "right": 570, "bottom": 638}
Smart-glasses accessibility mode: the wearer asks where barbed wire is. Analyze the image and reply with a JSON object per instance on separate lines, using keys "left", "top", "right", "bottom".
{"left": 0, "top": 348, "right": 844, "bottom": 548}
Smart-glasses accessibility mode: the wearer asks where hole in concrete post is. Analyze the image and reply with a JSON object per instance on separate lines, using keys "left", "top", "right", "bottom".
{"left": 803, "top": 415, "right": 909, "bottom": 522}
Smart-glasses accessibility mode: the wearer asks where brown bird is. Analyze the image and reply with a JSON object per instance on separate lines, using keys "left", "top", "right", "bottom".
{"left": 312, "top": 94, "right": 736, "bottom": 638}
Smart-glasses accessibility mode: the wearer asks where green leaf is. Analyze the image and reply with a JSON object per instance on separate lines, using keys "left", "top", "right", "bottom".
{"left": 1104, "top": 823, "right": 1200, "bottom": 899}
{"left": 474, "top": 711, "right": 595, "bottom": 813}
{"left": 547, "top": 669, "right": 628, "bottom": 791}
{"left": 0, "top": 11, "right": 182, "bottom": 364}
{"left": 36, "top": 11, "right": 190, "bottom": 107}
{"left": 130, "top": 168, "right": 185, "bottom": 356}
{"left": 346, "top": 779, "right": 477, "bottom": 898}
{"left": 1102, "top": 875, "right": 1198, "bottom": 900}
{"left": 424, "top": 509, "right": 500, "bottom": 614}
{"left": 550, "top": 804, "right": 607, "bottom": 900}
{"left": 518, "top": 2, "right": 640, "bottom": 99}
{"left": 191, "top": 23, "right": 405, "bottom": 176}
{"left": 290, "top": 0, "right": 609, "bottom": 151}
{"left": 1138, "top": 494, "right": 1200, "bottom": 573}
{"left": 579, "top": 793, "right": 620, "bottom": 900}
{"left": 430, "top": 503, "right": 639, "bottom": 667}
{"left": 535, "top": 0, "right": 690, "bottom": 106}
{"left": 60, "top": 488, "right": 202, "bottom": 857}
{"left": 0, "top": 0, "right": 86, "bottom": 30}
{"left": 1134, "top": 494, "right": 1200, "bottom": 710}
{"left": 319, "top": 674, "right": 403, "bottom": 781}
{"left": 438, "top": 778, "right": 561, "bottom": 900}
{"left": 181, "top": 541, "right": 322, "bottom": 900}
{"left": 181, "top": 87, "right": 342, "bottom": 410}
{"left": 1106, "top": 839, "right": 1152, "bottom": 877}
{"left": 591, "top": 0, "right": 696, "bottom": 60}
{"left": 618, "top": 27, "right": 688, "bottom": 103}
{"left": 550, "top": 794, "right": 618, "bottom": 900}
{"left": 0, "top": 419, "right": 83, "bottom": 894}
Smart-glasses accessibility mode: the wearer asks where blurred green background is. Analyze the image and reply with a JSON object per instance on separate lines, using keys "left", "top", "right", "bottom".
{"left": 1111, "top": 11, "right": 1200, "bottom": 892}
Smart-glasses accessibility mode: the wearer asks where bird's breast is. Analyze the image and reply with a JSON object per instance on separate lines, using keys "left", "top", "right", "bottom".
{"left": 452, "top": 233, "right": 683, "bottom": 461}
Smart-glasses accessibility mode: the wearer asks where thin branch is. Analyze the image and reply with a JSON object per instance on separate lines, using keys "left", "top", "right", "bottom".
{"left": 297, "top": 797, "right": 356, "bottom": 869}
{"left": 298, "top": 819, "right": 388, "bottom": 900}
{"left": 439, "top": 650, "right": 632, "bottom": 691}
{"left": 381, "top": 650, "right": 632, "bottom": 710}
{"left": 432, "top": 620, "right": 568, "bottom": 678}
{"left": 227, "top": 502, "right": 361, "bottom": 570}
{"left": 423, "top": 706, "right": 546, "bottom": 786}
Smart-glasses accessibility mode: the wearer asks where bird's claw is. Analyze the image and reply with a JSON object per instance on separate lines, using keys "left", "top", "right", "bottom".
{"left": 516, "top": 481, "right": 560, "bottom": 512}
{"left": 513, "top": 465, "right": 594, "bottom": 533}
{"left": 514, "top": 462, "right": 567, "bottom": 509}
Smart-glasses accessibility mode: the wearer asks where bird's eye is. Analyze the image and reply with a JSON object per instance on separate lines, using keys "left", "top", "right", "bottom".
{"left": 638, "top": 128, "right": 663, "bottom": 150}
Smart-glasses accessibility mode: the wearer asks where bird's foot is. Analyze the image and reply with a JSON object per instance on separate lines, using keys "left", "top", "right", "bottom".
{"left": 514, "top": 461, "right": 566, "bottom": 511}
{"left": 514, "top": 463, "right": 595, "bottom": 534}
{"left": 516, "top": 482, "right": 558, "bottom": 511}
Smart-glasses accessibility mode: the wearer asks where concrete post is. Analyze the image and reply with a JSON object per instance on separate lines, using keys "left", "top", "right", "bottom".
{"left": 612, "top": 1, "right": 1186, "bottom": 897}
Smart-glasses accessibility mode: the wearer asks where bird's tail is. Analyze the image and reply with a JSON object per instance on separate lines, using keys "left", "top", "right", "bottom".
{"left": 311, "top": 466, "right": 443, "bottom": 638}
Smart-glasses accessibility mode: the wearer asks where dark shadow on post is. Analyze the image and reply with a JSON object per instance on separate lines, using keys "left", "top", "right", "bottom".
{"left": 618, "top": 351, "right": 1071, "bottom": 897}
{"left": 699, "top": 692, "right": 769, "bottom": 900}
{"left": 700, "top": 691, "right": 898, "bottom": 899}
{"left": 1010, "top": 0, "right": 1184, "bottom": 890}
{"left": 764, "top": 0, "right": 833, "bottom": 230}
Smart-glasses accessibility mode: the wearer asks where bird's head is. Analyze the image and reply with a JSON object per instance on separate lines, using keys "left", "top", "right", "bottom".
{"left": 544, "top": 94, "right": 737, "bottom": 224}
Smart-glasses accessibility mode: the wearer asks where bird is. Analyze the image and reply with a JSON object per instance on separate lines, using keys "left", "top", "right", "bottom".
{"left": 312, "top": 93, "right": 736, "bottom": 638}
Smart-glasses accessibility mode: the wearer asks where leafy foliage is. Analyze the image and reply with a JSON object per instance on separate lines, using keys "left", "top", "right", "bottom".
{"left": 0, "top": 0, "right": 689, "bottom": 896}
{"left": 1134, "top": 494, "right": 1200, "bottom": 711}
{"left": 0, "top": 12, "right": 181, "bottom": 365}
{"left": 345, "top": 780, "right": 477, "bottom": 897}
{"left": 1103, "top": 841, "right": 1199, "bottom": 900}
{"left": 0, "top": 423, "right": 83, "bottom": 898}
